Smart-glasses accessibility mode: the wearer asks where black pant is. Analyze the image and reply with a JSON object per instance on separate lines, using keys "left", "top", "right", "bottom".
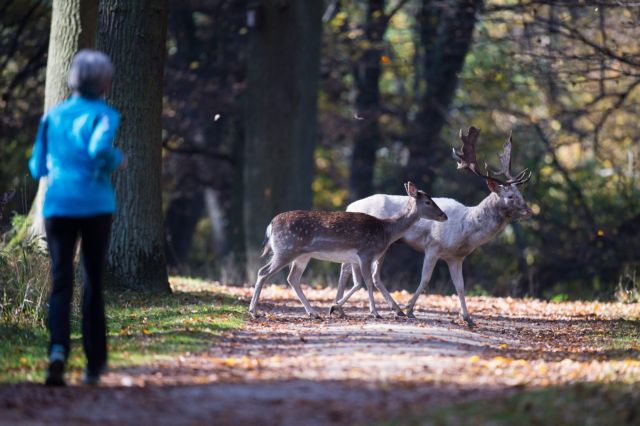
{"left": 44, "top": 215, "right": 112, "bottom": 373}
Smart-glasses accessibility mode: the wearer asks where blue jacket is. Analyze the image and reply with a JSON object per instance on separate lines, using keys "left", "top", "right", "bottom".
{"left": 29, "top": 95, "right": 123, "bottom": 218}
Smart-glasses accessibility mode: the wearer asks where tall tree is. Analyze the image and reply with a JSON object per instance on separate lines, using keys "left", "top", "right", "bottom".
{"left": 348, "top": 0, "right": 385, "bottom": 202}
{"left": 17, "top": 0, "right": 98, "bottom": 244}
{"left": 405, "top": 0, "right": 483, "bottom": 189}
{"left": 348, "top": 0, "right": 412, "bottom": 201}
{"left": 243, "top": 0, "right": 323, "bottom": 279}
{"left": 97, "top": 0, "right": 170, "bottom": 292}
{"left": 163, "top": 1, "right": 205, "bottom": 272}
{"left": 372, "top": 0, "right": 481, "bottom": 286}
{"left": 163, "top": 0, "right": 247, "bottom": 274}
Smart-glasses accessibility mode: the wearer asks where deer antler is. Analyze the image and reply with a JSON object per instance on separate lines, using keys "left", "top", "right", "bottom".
{"left": 452, "top": 126, "right": 479, "bottom": 172}
{"left": 453, "top": 127, "right": 531, "bottom": 186}
{"left": 497, "top": 133, "right": 513, "bottom": 179}
{"left": 452, "top": 127, "right": 505, "bottom": 185}
{"left": 492, "top": 133, "right": 531, "bottom": 185}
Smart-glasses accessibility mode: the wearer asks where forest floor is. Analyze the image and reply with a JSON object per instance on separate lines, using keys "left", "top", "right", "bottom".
{"left": 2, "top": 279, "right": 640, "bottom": 425}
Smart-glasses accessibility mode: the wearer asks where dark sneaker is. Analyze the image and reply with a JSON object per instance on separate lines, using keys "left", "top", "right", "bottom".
{"left": 83, "top": 365, "right": 107, "bottom": 386}
{"left": 44, "top": 344, "right": 66, "bottom": 387}
{"left": 45, "top": 359, "right": 66, "bottom": 386}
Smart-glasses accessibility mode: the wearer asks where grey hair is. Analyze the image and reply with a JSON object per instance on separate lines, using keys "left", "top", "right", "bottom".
{"left": 67, "top": 49, "right": 114, "bottom": 98}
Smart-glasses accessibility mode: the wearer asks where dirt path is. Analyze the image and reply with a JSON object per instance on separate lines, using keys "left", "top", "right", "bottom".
{"left": 2, "top": 283, "right": 640, "bottom": 425}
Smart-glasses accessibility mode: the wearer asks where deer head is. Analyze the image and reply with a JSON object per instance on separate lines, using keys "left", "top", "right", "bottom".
{"left": 404, "top": 181, "right": 448, "bottom": 222}
{"left": 453, "top": 127, "right": 533, "bottom": 219}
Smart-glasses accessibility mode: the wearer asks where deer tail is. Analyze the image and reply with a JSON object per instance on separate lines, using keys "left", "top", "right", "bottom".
{"left": 260, "top": 223, "right": 272, "bottom": 257}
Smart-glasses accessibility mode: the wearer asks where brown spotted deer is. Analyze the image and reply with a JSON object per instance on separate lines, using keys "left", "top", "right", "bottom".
{"left": 248, "top": 182, "right": 448, "bottom": 319}
{"left": 330, "top": 127, "right": 532, "bottom": 326}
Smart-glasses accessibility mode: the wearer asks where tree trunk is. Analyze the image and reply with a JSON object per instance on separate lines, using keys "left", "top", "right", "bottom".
{"left": 23, "top": 0, "right": 98, "bottom": 244}
{"left": 348, "top": 0, "right": 386, "bottom": 202}
{"left": 203, "top": 188, "right": 227, "bottom": 254}
{"left": 243, "top": 0, "right": 323, "bottom": 280}
{"left": 97, "top": 0, "right": 170, "bottom": 293}
{"left": 229, "top": 115, "right": 246, "bottom": 275}
{"left": 379, "top": 0, "right": 481, "bottom": 287}
{"left": 405, "top": 0, "right": 482, "bottom": 190}
{"left": 162, "top": 3, "right": 204, "bottom": 275}
{"left": 165, "top": 190, "right": 204, "bottom": 273}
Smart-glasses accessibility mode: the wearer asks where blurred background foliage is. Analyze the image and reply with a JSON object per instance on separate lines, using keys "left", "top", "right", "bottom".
{"left": 1, "top": 0, "right": 639, "bottom": 301}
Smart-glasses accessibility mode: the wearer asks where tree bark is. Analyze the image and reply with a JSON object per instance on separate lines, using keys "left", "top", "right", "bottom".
{"left": 405, "top": 0, "right": 482, "bottom": 190}
{"left": 243, "top": 0, "right": 323, "bottom": 280}
{"left": 165, "top": 190, "right": 204, "bottom": 273}
{"left": 162, "top": 1, "right": 247, "bottom": 277}
{"left": 98, "top": 0, "right": 170, "bottom": 292}
{"left": 163, "top": 3, "right": 205, "bottom": 275}
{"left": 348, "top": 0, "right": 386, "bottom": 202}
{"left": 23, "top": 0, "right": 98, "bottom": 244}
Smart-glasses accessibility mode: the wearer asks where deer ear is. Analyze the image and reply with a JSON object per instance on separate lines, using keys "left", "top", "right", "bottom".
{"left": 487, "top": 179, "right": 502, "bottom": 193}
{"left": 404, "top": 181, "right": 418, "bottom": 198}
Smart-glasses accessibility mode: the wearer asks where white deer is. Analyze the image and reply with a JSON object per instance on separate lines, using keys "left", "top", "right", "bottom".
{"left": 248, "top": 182, "right": 448, "bottom": 319}
{"left": 329, "top": 127, "right": 532, "bottom": 326}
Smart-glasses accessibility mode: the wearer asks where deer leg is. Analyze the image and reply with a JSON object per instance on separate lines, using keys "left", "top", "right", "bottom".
{"left": 330, "top": 263, "right": 354, "bottom": 317}
{"left": 248, "top": 254, "right": 292, "bottom": 318}
{"left": 371, "top": 257, "right": 405, "bottom": 317}
{"left": 287, "top": 258, "right": 320, "bottom": 319}
{"left": 334, "top": 263, "right": 352, "bottom": 301}
{"left": 248, "top": 262, "right": 273, "bottom": 317}
{"left": 447, "top": 259, "right": 474, "bottom": 327}
{"left": 359, "top": 259, "right": 381, "bottom": 319}
{"left": 334, "top": 264, "right": 365, "bottom": 312}
{"left": 405, "top": 253, "right": 438, "bottom": 319}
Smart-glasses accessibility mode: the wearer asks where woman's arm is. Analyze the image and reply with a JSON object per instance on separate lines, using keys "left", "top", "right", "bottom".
{"left": 88, "top": 111, "right": 123, "bottom": 172}
{"left": 28, "top": 115, "right": 49, "bottom": 179}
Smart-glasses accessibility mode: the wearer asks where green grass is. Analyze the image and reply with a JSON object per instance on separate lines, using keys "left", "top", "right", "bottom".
{"left": 606, "top": 320, "right": 640, "bottom": 352}
{"left": 0, "top": 286, "right": 246, "bottom": 383}
{"left": 388, "top": 383, "right": 640, "bottom": 426}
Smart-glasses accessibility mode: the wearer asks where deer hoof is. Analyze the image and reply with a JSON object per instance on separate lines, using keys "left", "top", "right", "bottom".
{"left": 394, "top": 310, "right": 406, "bottom": 318}
{"left": 405, "top": 311, "right": 416, "bottom": 319}
{"left": 249, "top": 311, "right": 260, "bottom": 320}
{"left": 463, "top": 315, "right": 475, "bottom": 327}
{"left": 308, "top": 311, "right": 322, "bottom": 320}
{"left": 369, "top": 313, "right": 383, "bottom": 320}
{"left": 329, "top": 304, "right": 345, "bottom": 317}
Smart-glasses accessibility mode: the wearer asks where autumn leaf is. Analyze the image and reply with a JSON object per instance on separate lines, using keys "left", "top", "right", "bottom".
{"left": 223, "top": 357, "right": 237, "bottom": 367}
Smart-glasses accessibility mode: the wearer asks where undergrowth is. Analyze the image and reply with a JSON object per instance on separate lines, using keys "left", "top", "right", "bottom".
{"left": 615, "top": 267, "right": 640, "bottom": 304}
{"left": 0, "top": 238, "right": 51, "bottom": 327}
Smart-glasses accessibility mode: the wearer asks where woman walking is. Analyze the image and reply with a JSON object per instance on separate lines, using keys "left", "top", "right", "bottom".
{"left": 29, "top": 49, "right": 126, "bottom": 386}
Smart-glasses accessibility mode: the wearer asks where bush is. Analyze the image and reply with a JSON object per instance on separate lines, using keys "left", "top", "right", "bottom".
{"left": 0, "top": 240, "right": 50, "bottom": 327}
{"left": 615, "top": 266, "right": 640, "bottom": 304}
